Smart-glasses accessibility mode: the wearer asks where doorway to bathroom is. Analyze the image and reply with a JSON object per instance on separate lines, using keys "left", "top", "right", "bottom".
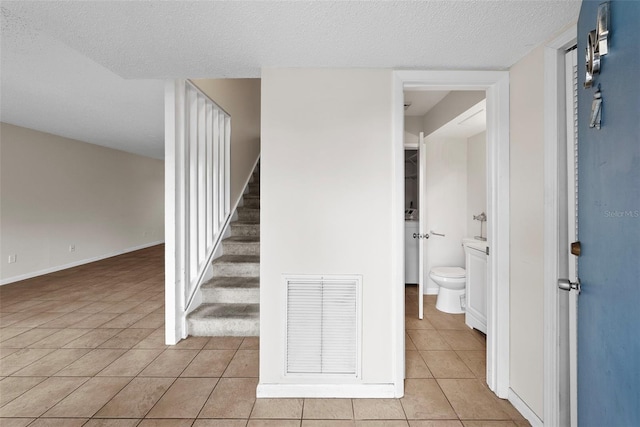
{"left": 392, "top": 70, "right": 510, "bottom": 399}
{"left": 403, "top": 88, "right": 490, "bottom": 365}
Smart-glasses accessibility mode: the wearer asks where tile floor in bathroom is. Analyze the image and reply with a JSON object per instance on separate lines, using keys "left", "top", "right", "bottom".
{"left": 0, "top": 245, "right": 530, "bottom": 426}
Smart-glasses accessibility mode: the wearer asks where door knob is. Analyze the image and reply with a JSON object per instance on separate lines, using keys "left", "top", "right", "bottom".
{"left": 558, "top": 278, "right": 581, "bottom": 293}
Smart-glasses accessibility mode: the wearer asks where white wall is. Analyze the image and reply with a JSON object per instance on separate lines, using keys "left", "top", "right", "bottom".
{"left": 509, "top": 46, "right": 545, "bottom": 418}
{"left": 404, "top": 117, "right": 423, "bottom": 211}
{"left": 467, "top": 131, "right": 487, "bottom": 237}
{"left": 404, "top": 116, "right": 423, "bottom": 148}
{"left": 260, "top": 68, "right": 395, "bottom": 392}
{"left": 0, "top": 123, "right": 164, "bottom": 284}
{"left": 423, "top": 91, "right": 485, "bottom": 137}
{"left": 191, "top": 79, "right": 261, "bottom": 207}
{"left": 423, "top": 136, "right": 468, "bottom": 293}
{"left": 256, "top": 62, "right": 543, "bottom": 410}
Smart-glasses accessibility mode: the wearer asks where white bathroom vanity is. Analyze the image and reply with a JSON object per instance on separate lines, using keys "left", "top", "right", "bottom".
{"left": 462, "top": 238, "right": 488, "bottom": 333}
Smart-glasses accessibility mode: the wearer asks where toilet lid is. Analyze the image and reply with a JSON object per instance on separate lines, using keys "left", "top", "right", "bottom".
{"left": 432, "top": 267, "right": 466, "bottom": 278}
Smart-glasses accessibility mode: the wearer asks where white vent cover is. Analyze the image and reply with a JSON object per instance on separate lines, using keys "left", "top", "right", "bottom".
{"left": 285, "top": 275, "right": 361, "bottom": 377}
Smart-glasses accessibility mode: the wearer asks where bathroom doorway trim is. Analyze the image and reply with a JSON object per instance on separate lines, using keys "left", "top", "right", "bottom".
{"left": 391, "top": 70, "right": 510, "bottom": 398}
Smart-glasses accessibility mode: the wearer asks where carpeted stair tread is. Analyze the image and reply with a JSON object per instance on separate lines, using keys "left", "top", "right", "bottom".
{"left": 201, "top": 277, "right": 259, "bottom": 304}
{"left": 213, "top": 255, "right": 259, "bottom": 264}
{"left": 188, "top": 303, "right": 259, "bottom": 336}
{"left": 222, "top": 236, "right": 260, "bottom": 256}
{"left": 223, "top": 236, "right": 260, "bottom": 243}
{"left": 190, "top": 303, "right": 259, "bottom": 319}
{"left": 230, "top": 222, "right": 260, "bottom": 237}
{"left": 202, "top": 276, "right": 260, "bottom": 289}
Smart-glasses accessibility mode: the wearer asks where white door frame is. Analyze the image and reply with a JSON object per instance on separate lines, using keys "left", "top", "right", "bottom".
{"left": 543, "top": 24, "right": 577, "bottom": 427}
{"left": 418, "top": 132, "right": 426, "bottom": 320}
{"left": 392, "top": 70, "right": 510, "bottom": 398}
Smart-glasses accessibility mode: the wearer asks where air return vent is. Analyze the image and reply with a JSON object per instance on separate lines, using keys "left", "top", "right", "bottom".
{"left": 285, "top": 275, "right": 361, "bottom": 377}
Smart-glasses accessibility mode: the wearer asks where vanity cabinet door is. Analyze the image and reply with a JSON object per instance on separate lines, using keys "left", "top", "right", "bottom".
{"left": 465, "top": 248, "right": 487, "bottom": 333}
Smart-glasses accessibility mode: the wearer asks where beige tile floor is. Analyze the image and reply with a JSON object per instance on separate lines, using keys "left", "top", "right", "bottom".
{"left": 0, "top": 245, "right": 530, "bottom": 426}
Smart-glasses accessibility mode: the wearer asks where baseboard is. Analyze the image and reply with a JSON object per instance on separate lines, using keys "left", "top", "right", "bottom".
{"left": 425, "top": 286, "right": 439, "bottom": 295}
{"left": 508, "top": 388, "right": 543, "bottom": 427}
{"left": 256, "top": 383, "right": 396, "bottom": 399}
{"left": 0, "top": 241, "right": 164, "bottom": 286}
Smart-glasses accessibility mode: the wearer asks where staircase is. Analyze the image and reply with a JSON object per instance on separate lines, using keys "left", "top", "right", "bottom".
{"left": 187, "top": 166, "right": 260, "bottom": 336}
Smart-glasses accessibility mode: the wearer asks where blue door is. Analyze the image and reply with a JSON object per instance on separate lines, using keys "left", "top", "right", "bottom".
{"left": 577, "top": 1, "right": 640, "bottom": 425}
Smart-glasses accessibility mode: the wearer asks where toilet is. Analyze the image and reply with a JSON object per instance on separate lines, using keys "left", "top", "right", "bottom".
{"left": 429, "top": 267, "right": 466, "bottom": 314}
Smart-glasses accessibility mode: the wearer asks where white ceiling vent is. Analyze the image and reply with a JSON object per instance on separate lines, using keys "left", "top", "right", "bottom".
{"left": 285, "top": 275, "right": 361, "bottom": 378}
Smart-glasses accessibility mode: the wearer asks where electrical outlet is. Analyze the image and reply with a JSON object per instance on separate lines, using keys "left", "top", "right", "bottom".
{"left": 8, "top": 254, "right": 17, "bottom": 264}
{"left": 69, "top": 244, "right": 75, "bottom": 252}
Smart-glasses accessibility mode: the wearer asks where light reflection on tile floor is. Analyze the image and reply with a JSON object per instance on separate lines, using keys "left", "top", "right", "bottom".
{"left": 0, "top": 245, "right": 529, "bottom": 426}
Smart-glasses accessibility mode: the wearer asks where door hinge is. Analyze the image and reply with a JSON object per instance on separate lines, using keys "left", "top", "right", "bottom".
{"left": 486, "top": 247, "right": 489, "bottom": 256}
{"left": 571, "top": 241, "right": 581, "bottom": 256}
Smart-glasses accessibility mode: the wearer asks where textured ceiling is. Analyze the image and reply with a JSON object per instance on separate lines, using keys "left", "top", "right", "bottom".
{"left": 0, "top": 1, "right": 581, "bottom": 159}
{"left": 1, "top": 6, "right": 165, "bottom": 159}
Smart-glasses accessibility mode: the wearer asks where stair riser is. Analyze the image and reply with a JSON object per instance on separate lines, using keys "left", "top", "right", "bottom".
{"left": 243, "top": 198, "right": 260, "bottom": 208}
{"left": 223, "top": 242, "right": 260, "bottom": 256}
{"left": 237, "top": 210, "right": 260, "bottom": 221}
{"left": 231, "top": 224, "right": 259, "bottom": 237}
{"left": 188, "top": 318, "right": 259, "bottom": 337}
{"left": 202, "top": 288, "right": 259, "bottom": 304}
{"left": 212, "top": 263, "right": 259, "bottom": 277}
{"left": 243, "top": 195, "right": 260, "bottom": 202}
